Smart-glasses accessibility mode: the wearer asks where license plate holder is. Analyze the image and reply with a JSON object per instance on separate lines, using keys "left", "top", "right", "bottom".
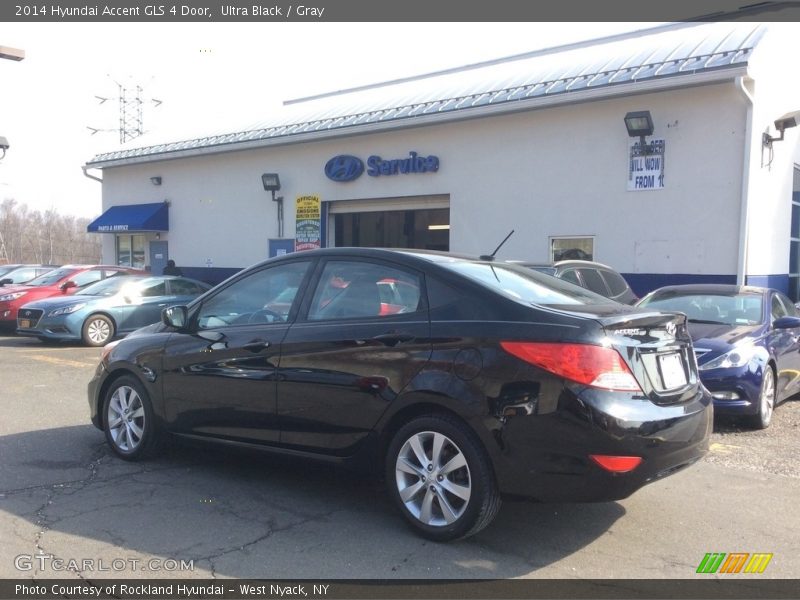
{"left": 659, "top": 352, "right": 687, "bottom": 389}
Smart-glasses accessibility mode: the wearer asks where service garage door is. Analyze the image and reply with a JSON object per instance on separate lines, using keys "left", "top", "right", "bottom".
{"left": 328, "top": 195, "right": 450, "bottom": 251}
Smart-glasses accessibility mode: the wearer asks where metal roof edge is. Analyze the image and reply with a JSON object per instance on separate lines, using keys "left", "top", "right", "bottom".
{"left": 85, "top": 65, "right": 748, "bottom": 170}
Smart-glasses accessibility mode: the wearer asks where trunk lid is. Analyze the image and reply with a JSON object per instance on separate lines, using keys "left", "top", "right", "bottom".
{"left": 598, "top": 310, "right": 699, "bottom": 404}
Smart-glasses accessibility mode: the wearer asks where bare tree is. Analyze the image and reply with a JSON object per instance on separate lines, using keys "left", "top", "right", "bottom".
{"left": 0, "top": 199, "right": 101, "bottom": 265}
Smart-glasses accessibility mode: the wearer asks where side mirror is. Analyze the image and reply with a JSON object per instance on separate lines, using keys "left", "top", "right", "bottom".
{"left": 773, "top": 316, "right": 800, "bottom": 330}
{"left": 0, "top": 278, "right": 11, "bottom": 286}
{"left": 162, "top": 305, "right": 188, "bottom": 329}
{"left": 60, "top": 280, "right": 77, "bottom": 293}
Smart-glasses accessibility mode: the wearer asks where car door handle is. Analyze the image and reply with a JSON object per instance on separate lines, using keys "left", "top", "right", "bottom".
{"left": 371, "top": 332, "right": 414, "bottom": 346}
{"left": 242, "top": 339, "right": 271, "bottom": 353}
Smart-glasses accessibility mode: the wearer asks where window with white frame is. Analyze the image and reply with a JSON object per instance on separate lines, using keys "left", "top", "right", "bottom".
{"left": 116, "top": 234, "right": 146, "bottom": 269}
{"left": 789, "top": 167, "right": 800, "bottom": 302}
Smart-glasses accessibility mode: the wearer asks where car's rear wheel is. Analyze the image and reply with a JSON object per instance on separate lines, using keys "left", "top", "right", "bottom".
{"left": 749, "top": 365, "right": 776, "bottom": 430}
{"left": 103, "top": 375, "right": 163, "bottom": 460}
{"left": 386, "top": 414, "right": 501, "bottom": 541}
{"left": 82, "top": 314, "right": 115, "bottom": 347}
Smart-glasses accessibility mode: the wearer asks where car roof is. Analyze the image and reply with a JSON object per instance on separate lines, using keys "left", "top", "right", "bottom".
{"left": 648, "top": 284, "right": 768, "bottom": 296}
{"left": 505, "top": 259, "right": 617, "bottom": 270}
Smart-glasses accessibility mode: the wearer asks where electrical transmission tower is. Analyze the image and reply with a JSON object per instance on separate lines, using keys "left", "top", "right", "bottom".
{"left": 88, "top": 79, "right": 162, "bottom": 144}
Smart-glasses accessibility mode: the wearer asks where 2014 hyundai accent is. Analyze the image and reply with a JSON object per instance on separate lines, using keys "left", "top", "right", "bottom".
{"left": 88, "top": 248, "right": 711, "bottom": 541}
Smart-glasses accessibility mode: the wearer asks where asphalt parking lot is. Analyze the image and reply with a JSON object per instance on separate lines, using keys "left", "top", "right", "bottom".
{"left": 1, "top": 331, "right": 799, "bottom": 581}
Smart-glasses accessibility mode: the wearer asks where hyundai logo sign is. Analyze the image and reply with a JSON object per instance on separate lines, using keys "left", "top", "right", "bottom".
{"left": 325, "top": 155, "right": 364, "bottom": 182}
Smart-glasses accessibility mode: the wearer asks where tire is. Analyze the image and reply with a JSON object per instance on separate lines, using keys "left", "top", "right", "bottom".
{"left": 82, "top": 314, "right": 115, "bottom": 347}
{"left": 748, "top": 365, "right": 776, "bottom": 430}
{"left": 385, "top": 414, "right": 501, "bottom": 541}
{"left": 102, "top": 375, "right": 163, "bottom": 461}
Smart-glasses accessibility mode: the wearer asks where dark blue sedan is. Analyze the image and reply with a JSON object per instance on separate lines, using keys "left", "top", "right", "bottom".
{"left": 637, "top": 284, "right": 800, "bottom": 429}
{"left": 16, "top": 275, "right": 211, "bottom": 346}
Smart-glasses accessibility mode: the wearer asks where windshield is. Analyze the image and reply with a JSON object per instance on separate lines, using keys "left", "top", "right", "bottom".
{"left": 441, "top": 261, "right": 608, "bottom": 306}
{"left": 25, "top": 267, "right": 77, "bottom": 287}
{"left": 639, "top": 292, "right": 763, "bottom": 326}
{"left": 0, "top": 266, "right": 20, "bottom": 278}
{"left": 76, "top": 276, "right": 141, "bottom": 297}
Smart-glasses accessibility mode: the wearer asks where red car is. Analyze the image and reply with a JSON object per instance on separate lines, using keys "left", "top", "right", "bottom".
{"left": 0, "top": 265, "right": 143, "bottom": 329}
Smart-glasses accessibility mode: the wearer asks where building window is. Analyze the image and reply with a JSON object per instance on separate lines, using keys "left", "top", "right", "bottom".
{"left": 116, "top": 234, "right": 146, "bottom": 269}
{"left": 789, "top": 167, "right": 800, "bottom": 302}
{"left": 550, "top": 236, "right": 594, "bottom": 262}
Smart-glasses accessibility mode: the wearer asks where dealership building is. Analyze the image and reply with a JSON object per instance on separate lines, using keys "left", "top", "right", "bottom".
{"left": 85, "top": 22, "right": 800, "bottom": 299}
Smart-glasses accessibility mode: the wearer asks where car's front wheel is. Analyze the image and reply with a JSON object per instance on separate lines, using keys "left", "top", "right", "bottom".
{"left": 386, "top": 414, "right": 501, "bottom": 541}
{"left": 749, "top": 365, "right": 776, "bottom": 430}
{"left": 102, "top": 375, "right": 163, "bottom": 461}
{"left": 82, "top": 314, "right": 115, "bottom": 347}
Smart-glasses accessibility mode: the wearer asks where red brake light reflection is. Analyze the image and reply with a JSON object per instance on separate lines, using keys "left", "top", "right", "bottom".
{"left": 500, "top": 341, "right": 641, "bottom": 392}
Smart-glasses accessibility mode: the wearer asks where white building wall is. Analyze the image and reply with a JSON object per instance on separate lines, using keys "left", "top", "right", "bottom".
{"left": 742, "top": 24, "right": 800, "bottom": 281}
{"left": 99, "top": 81, "right": 747, "bottom": 283}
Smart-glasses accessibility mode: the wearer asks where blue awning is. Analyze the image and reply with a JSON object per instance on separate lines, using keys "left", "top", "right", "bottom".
{"left": 87, "top": 202, "right": 169, "bottom": 233}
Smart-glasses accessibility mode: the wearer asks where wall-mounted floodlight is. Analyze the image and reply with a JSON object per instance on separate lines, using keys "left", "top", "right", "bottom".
{"left": 0, "top": 136, "right": 9, "bottom": 160}
{"left": 261, "top": 173, "right": 284, "bottom": 237}
{"left": 261, "top": 173, "right": 281, "bottom": 193}
{"left": 763, "top": 110, "right": 800, "bottom": 147}
{"left": 150, "top": 176, "right": 162, "bottom": 186}
{"left": 624, "top": 111, "right": 654, "bottom": 154}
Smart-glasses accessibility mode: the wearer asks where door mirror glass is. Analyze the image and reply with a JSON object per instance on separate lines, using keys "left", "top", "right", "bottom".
{"left": 162, "top": 305, "right": 188, "bottom": 329}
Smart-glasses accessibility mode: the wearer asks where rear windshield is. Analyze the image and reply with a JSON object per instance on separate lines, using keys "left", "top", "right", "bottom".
{"left": 25, "top": 268, "right": 77, "bottom": 287}
{"left": 441, "top": 261, "right": 609, "bottom": 306}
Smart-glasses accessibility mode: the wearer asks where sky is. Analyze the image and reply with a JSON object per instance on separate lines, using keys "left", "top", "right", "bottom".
{"left": 0, "top": 22, "right": 654, "bottom": 219}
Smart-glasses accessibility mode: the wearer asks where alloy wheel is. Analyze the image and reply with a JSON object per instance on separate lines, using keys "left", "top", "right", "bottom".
{"left": 107, "top": 385, "right": 146, "bottom": 452}
{"left": 395, "top": 431, "right": 472, "bottom": 527}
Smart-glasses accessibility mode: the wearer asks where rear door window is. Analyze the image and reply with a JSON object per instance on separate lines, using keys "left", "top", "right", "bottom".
{"left": 308, "top": 261, "right": 423, "bottom": 321}
{"left": 576, "top": 268, "right": 611, "bottom": 296}
{"left": 600, "top": 269, "right": 629, "bottom": 297}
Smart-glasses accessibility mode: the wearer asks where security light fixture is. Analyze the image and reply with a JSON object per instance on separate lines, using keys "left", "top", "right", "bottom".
{"left": 624, "top": 111, "right": 655, "bottom": 155}
{"left": 0, "top": 136, "right": 8, "bottom": 160}
{"left": 150, "top": 176, "right": 162, "bottom": 186}
{"left": 762, "top": 110, "right": 800, "bottom": 147}
{"left": 261, "top": 173, "right": 284, "bottom": 238}
{"left": 261, "top": 173, "right": 281, "bottom": 192}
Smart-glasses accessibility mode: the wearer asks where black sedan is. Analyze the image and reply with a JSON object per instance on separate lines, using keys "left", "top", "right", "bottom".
{"left": 88, "top": 248, "right": 711, "bottom": 541}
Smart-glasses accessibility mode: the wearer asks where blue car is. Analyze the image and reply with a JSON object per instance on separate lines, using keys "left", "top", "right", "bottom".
{"left": 637, "top": 284, "right": 800, "bottom": 429}
{"left": 16, "top": 275, "right": 211, "bottom": 346}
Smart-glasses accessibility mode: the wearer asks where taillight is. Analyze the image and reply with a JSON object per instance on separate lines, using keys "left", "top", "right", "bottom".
{"left": 589, "top": 455, "right": 643, "bottom": 473}
{"left": 500, "top": 341, "right": 641, "bottom": 392}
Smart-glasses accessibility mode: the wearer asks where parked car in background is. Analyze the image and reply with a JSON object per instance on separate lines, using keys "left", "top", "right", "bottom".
{"left": 511, "top": 260, "right": 638, "bottom": 304}
{"left": 89, "top": 248, "right": 711, "bottom": 541}
{"left": 637, "top": 284, "right": 800, "bottom": 429}
{"left": 0, "top": 265, "right": 142, "bottom": 330}
{"left": 17, "top": 275, "right": 211, "bottom": 346}
{"left": 0, "top": 265, "right": 59, "bottom": 286}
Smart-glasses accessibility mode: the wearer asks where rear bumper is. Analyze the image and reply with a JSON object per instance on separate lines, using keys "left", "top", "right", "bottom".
{"left": 491, "top": 384, "right": 713, "bottom": 502}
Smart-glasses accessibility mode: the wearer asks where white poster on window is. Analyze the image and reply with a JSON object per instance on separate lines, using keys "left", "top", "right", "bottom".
{"left": 628, "top": 138, "right": 665, "bottom": 191}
